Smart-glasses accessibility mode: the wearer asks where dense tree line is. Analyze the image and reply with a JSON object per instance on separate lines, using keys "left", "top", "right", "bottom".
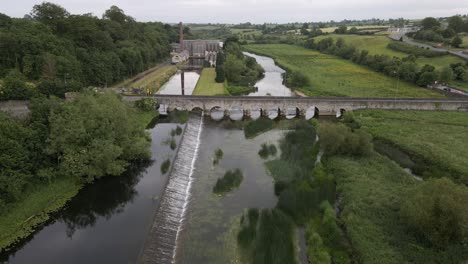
{"left": 0, "top": 2, "right": 177, "bottom": 100}
{"left": 408, "top": 16, "right": 467, "bottom": 47}
{"left": 387, "top": 41, "right": 448, "bottom": 57}
{"left": 0, "top": 93, "right": 150, "bottom": 214}
{"left": 305, "top": 37, "right": 468, "bottom": 86}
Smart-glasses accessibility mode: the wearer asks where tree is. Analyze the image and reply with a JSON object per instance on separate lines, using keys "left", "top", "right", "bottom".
{"left": 439, "top": 66, "right": 454, "bottom": 84}
{"left": 348, "top": 27, "right": 358, "bottom": 34}
{"left": 334, "top": 25, "right": 347, "bottom": 34}
{"left": 420, "top": 17, "right": 440, "bottom": 30}
{"left": 224, "top": 54, "right": 245, "bottom": 83}
{"left": 417, "top": 71, "right": 437, "bottom": 86}
{"left": 103, "top": 6, "right": 128, "bottom": 25}
{"left": 46, "top": 93, "right": 151, "bottom": 183}
{"left": 448, "top": 15, "right": 464, "bottom": 33}
{"left": 451, "top": 36, "right": 462, "bottom": 48}
{"left": 401, "top": 178, "right": 468, "bottom": 248}
{"left": 31, "top": 2, "right": 69, "bottom": 32}
{"left": 1, "top": 70, "right": 34, "bottom": 100}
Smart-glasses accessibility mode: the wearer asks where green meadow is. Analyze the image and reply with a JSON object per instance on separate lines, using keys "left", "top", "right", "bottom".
{"left": 193, "top": 68, "right": 228, "bottom": 95}
{"left": 351, "top": 109, "right": 468, "bottom": 184}
{"left": 243, "top": 44, "right": 443, "bottom": 98}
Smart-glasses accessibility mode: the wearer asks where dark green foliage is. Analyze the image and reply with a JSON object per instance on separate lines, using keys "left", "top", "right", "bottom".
{"left": 168, "top": 110, "right": 189, "bottom": 124}
{"left": 0, "top": 113, "right": 33, "bottom": 209}
{"left": 274, "top": 181, "right": 288, "bottom": 196}
{"left": 0, "top": 93, "right": 151, "bottom": 215}
{"left": 451, "top": 36, "right": 462, "bottom": 48}
{"left": 387, "top": 41, "right": 447, "bottom": 57}
{"left": 244, "top": 118, "right": 274, "bottom": 138}
{"left": 213, "top": 148, "right": 224, "bottom": 165}
{"left": 170, "top": 129, "right": 176, "bottom": 137}
{"left": 258, "top": 143, "right": 277, "bottom": 159}
{"left": 160, "top": 159, "right": 171, "bottom": 174}
{"left": 226, "top": 84, "right": 254, "bottom": 95}
{"left": 401, "top": 177, "right": 468, "bottom": 248}
{"left": 222, "top": 38, "right": 264, "bottom": 86}
{"left": 305, "top": 201, "right": 352, "bottom": 264}
{"left": 212, "top": 169, "right": 243, "bottom": 195}
{"left": 420, "top": 17, "right": 440, "bottom": 30}
{"left": 0, "top": 70, "right": 35, "bottom": 100}
{"left": 169, "top": 138, "right": 176, "bottom": 150}
{"left": 238, "top": 208, "right": 296, "bottom": 264}
{"left": 46, "top": 93, "right": 151, "bottom": 183}
{"left": 285, "top": 70, "right": 310, "bottom": 88}
{"left": 318, "top": 122, "right": 373, "bottom": 157}
{"left": 134, "top": 98, "right": 157, "bottom": 112}
{"left": 215, "top": 52, "right": 226, "bottom": 83}
{"left": 175, "top": 126, "right": 183, "bottom": 135}
{"left": 0, "top": 4, "right": 176, "bottom": 99}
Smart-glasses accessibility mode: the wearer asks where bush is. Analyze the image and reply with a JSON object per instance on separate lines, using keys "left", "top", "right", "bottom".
{"left": 387, "top": 41, "right": 447, "bottom": 57}
{"left": 175, "top": 126, "right": 183, "bottom": 135}
{"left": 213, "top": 148, "right": 224, "bottom": 165}
{"left": 244, "top": 118, "right": 274, "bottom": 138}
{"left": 401, "top": 177, "right": 468, "bottom": 248}
{"left": 213, "top": 169, "right": 244, "bottom": 195}
{"left": 258, "top": 143, "right": 277, "bottom": 159}
{"left": 169, "top": 138, "right": 176, "bottom": 150}
{"left": 318, "top": 123, "right": 373, "bottom": 157}
{"left": 286, "top": 70, "right": 310, "bottom": 88}
{"left": 134, "top": 98, "right": 157, "bottom": 112}
{"left": 160, "top": 159, "right": 171, "bottom": 174}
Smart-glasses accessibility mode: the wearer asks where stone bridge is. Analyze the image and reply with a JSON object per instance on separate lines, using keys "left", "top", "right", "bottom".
{"left": 123, "top": 95, "right": 468, "bottom": 118}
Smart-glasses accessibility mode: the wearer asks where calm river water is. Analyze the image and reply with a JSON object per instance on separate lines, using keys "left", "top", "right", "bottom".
{"left": 1, "top": 53, "right": 298, "bottom": 263}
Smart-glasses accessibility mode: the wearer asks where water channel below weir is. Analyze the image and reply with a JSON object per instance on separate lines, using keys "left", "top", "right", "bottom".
{"left": 1, "top": 52, "right": 299, "bottom": 264}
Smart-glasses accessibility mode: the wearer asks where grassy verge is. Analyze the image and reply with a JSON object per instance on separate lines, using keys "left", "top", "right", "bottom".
{"left": 351, "top": 109, "right": 468, "bottom": 184}
{"left": 123, "top": 65, "right": 177, "bottom": 94}
{"left": 0, "top": 178, "right": 82, "bottom": 250}
{"left": 243, "top": 44, "right": 442, "bottom": 98}
{"left": 193, "top": 68, "right": 228, "bottom": 95}
{"left": 328, "top": 153, "right": 468, "bottom": 263}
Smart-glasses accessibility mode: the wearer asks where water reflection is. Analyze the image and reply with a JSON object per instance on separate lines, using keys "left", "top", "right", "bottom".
{"left": 2, "top": 124, "right": 185, "bottom": 264}
{"left": 158, "top": 71, "right": 200, "bottom": 95}
{"left": 243, "top": 52, "right": 293, "bottom": 97}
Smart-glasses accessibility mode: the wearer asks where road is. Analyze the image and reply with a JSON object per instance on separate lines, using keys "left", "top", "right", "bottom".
{"left": 389, "top": 34, "right": 468, "bottom": 60}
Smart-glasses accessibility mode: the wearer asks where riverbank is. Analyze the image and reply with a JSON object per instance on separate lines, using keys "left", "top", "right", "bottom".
{"left": 0, "top": 178, "right": 81, "bottom": 250}
{"left": 0, "top": 94, "right": 154, "bottom": 254}
{"left": 243, "top": 44, "right": 443, "bottom": 98}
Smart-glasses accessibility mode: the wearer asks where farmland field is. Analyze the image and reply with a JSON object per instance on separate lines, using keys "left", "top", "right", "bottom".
{"left": 243, "top": 44, "right": 443, "bottom": 98}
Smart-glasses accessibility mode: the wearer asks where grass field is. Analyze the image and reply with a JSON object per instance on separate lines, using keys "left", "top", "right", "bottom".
{"left": 193, "top": 68, "right": 228, "bottom": 95}
{"left": 130, "top": 66, "right": 178, "bottom": 93}
{"left": 243, "top": 44, "right": 443, "bottom": 98}
{"left": 0, "top": 178, "right": 81, "bottom": 250}
{"left": 313, "top": 34, "right": 466, "bottom": 70}
{"left": 352, "top": 109, "right": 468, "bottom": 184}
{"left": 328, "top": 153, "right": 467, "bottom": 263}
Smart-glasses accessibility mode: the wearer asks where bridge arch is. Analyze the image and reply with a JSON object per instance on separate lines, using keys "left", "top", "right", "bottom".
{"left": 210, "top": 106, "right": 224, "bottom": 121}
{"left": 305, "top": 106, "right": 319, "bottom": 120}
{"left": 250, "top": 106, "right": 262, "bottom": 120}
{"left": 336, "top": 108, "right": 346, "bottom": 118}
{"left": 229, "top": 105, "right": 244, "bottom": 121}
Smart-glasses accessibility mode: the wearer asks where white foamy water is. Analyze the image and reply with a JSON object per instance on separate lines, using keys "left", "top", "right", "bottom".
{"left": 140, "top": 113, "right": 204, "bottom": 264}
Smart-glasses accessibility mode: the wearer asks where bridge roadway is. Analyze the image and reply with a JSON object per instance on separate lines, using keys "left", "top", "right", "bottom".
{"left": 123, "top": 95, "right": 468, "bottom": 116}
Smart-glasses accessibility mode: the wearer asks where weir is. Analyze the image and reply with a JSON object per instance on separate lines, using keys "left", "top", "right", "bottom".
{"left": 139, "top": 113, "right": 204, "bottom": 264}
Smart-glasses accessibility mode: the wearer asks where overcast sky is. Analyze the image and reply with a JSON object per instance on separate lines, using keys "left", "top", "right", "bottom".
{"left": 0, "top": 0, "right": 467, "bottom": 23}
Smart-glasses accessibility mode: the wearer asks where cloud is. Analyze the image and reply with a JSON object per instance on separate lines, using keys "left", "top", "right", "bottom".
{"left": 0, "top": 0, "right": 467, "bottom": 23}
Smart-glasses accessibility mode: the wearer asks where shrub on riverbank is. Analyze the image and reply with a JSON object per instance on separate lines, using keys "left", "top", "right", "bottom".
{"left": 244, "top": 118, "right": 274, "bottom": 138}
{"left": 0, "top": 92, "right": 152, "bottom": 250}
{"left": 318, "top": 122, "right": 373, "bottom": 157}
{"left": 213, "top": 169, "right": 244, "bottom": 195}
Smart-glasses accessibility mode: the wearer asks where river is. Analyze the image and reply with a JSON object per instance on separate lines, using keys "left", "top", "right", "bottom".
{"left": 1, "top": 122, "right": 186, "bottom": 263}
{"left": 1, "top": 53, "right": 298, "bottom": 264}
{"left": 244, "top": 52, "right": 293, "bottom": 97}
